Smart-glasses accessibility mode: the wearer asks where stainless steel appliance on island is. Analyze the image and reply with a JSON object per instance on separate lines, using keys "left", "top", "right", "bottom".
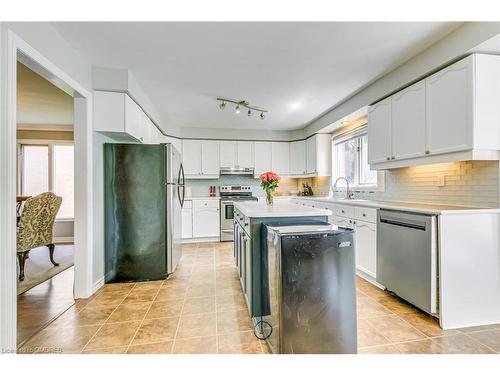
{"left": 103, "top": 143, "right": 185, "bottom": 283}
{"left": 263, "top": 224, "right": 357, "bottom": 354}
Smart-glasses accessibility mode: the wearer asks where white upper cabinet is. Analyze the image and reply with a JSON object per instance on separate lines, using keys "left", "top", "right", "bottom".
{"left": 94, "top": 91, "right": 142, "bottom": 142}
{"left": 391, "top": 81, "right": 426, "bottom": 160}
{"left": 369, "top": 54, "right": 500, "bottom": 169}
{"left": 140, "top": 110, "right": 161, "bottom": 144}
{"left": 182, "top": 140, "right": 202, "bottom": 176}
{"left": 271, "top": 142, "right": 290, "bottom": 176}
{"left": 425, "top": 56, "right": 473, "bottom": 155}
{"left": 290, "top": 141, "right": 306, "bottom": 175}
{"left": 306, "top": 134, "right": 332, "bottom": 176}
{"left": 254, "top": 142, "right": 272, "bottom": 176}
{"left": 124, "top": 95, "right": 143, "bottom": 141}
{"left": 368, "top": 97, "right": 392, "bottom": 164}
{"left": 236, "top": 141, "right": 254, "bottom": 167}
{"left": 219, "top": 141, "right": 236, "bottom": 168}
{"left": 201, "top": 140, "right": 220, "bottom": 176}
{"left": 182, "top": 140, "right": 219, "bottom": 178}
{"left": 219, "top": 141, "right": 254, "bottom": 168}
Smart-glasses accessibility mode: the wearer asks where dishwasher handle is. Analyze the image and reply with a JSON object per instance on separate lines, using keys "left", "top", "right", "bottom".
{"left": 379, "top": 218, "right": 426, "bottom": 231}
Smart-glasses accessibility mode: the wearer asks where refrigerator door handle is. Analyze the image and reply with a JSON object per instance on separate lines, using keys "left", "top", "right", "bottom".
{"left": 177, "top": 163, "right": 185, "bottom": 208}
{"left": 178, "top": 163, "right": 185, "bottom": 187}
{"left": 178, "top": 184, "right": 185, "bottom": 208}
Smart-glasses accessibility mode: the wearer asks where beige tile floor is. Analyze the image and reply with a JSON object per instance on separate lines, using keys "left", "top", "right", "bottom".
{"left": 19, "top": 242, "right": 500, "bottom": 354}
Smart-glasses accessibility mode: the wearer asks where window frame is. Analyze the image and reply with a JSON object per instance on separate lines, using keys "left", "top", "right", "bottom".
{"left": 17, "top": 138, "right": 75, "bottom": 220}
{"left": 331, "top": 126, "right": 385, "bottom": 192}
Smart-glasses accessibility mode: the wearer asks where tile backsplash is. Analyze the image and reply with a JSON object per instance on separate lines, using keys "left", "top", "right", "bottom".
{"left": 311, "top": 161, "right": 500, "bottom": 208}
{"left": 186, "top": 161, "right": 500, "bottom": 208}
{"left": 185, "top": 175, "right": 299, "bottom": 198}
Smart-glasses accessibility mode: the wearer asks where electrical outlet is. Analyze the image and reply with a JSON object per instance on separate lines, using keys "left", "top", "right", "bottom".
{"left": 437, "top": 174, "right": 445, "bottom": 187}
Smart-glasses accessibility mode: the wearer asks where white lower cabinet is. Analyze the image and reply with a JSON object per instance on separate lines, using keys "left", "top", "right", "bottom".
{"left": 192, "top": 200, "right": 220, "bottom": 238}
{"left": 181, "top": 201, "right": 193, "bottom": 239}
{"left": 354, "top": 220, "right": 377, "bottom": 278}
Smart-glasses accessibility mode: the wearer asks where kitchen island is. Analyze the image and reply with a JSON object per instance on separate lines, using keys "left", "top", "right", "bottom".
{"left": 233, "top": 201, "right": 332, "bottom": 318}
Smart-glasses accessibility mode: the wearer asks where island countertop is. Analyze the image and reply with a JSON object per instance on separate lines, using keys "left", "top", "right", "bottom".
{"left": 234, "top": 201, "right": 332, "bottom": 218}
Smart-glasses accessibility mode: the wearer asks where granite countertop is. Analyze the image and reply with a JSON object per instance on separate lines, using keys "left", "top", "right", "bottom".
{"left": 234, "top": 201, "right": 332, "bottom": 218}
{"left": 290, "top": 196, "right": 500, "bottom": 215}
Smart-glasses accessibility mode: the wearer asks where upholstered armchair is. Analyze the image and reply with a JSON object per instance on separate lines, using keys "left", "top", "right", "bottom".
{"left": 17, "top": 192, "right": 62, "bottom": 281}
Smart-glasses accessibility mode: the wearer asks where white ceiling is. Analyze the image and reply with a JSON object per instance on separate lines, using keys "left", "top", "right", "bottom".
{"left": 17, "top": 62, "right": 74, "bottom": 127}
{"left": 52, "top": 22, "right": 461, "bottom": 131}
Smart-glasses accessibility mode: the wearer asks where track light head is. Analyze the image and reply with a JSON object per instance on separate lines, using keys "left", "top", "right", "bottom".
{"left": 247, "top": 109, "right": 252, "bottom": 117}
{"left": 260, "top": 112, "right": 265, "bottom": 120}
{"left": 219, "top": 101, "right": 226, "bottom": 110}
{"left": 235, "top": 105, "right": 240, "bottom": 114}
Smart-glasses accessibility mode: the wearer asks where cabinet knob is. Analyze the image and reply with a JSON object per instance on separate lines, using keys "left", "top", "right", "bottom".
{"left": 425, "top": 150, "right": 430, "bottom": 155}
{"left": 362, "top": 213, "right": 366, "bottom": 217}
{"left": 391, "top": 156, "right": 396, "bottom": 160}
{"left": 386, "top": 157, "right": 390, "bottom": 161}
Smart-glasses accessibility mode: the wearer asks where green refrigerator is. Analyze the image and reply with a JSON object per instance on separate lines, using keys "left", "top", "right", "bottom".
{"left": 104, "top": 143, "right": 185, "bottom": 283}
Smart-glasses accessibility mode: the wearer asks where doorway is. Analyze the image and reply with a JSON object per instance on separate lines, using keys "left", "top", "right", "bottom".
{"left": 15, "top": 61, "right": 77, "bottom": 345}
{"left": 0, "top": 30, "right": 93, "bottom": 352}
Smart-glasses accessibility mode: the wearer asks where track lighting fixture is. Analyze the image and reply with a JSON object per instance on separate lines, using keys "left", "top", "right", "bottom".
{"left": 217, "top": 97, "right": 268, "bottom": 120}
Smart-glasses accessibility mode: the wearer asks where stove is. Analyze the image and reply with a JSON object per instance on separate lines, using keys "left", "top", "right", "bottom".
{"left": 219, "top": 185, "right": 258, "bottom": 242}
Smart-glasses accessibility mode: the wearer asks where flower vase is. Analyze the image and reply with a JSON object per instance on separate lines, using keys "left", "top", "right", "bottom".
{"left": 265, "top": 190, "right": 274, "bottom": 206}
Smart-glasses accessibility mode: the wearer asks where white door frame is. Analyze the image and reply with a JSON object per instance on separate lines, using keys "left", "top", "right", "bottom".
{"left": 0, "top": 30, "right": 94, "bottom": 352}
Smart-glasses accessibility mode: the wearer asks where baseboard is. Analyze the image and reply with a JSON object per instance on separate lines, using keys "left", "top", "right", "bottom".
{"left": 92, "top": 276, "right": 105, "bottom": 294}
{"left": 182, "top": 237, "right": 220, "bottom": 244}
{"left": 356, "top": 268, "right": 385, "bottom": 290}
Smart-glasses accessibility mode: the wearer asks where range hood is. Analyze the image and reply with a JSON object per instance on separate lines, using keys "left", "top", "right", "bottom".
{"left": 220, "top": 167, "right": 254, "bottom": 175}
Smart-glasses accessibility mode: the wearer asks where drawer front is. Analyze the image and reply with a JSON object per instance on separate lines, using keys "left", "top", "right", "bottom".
{"left": 192, "top": 199, "right": 219, "bottom": 208}
{"left": 333, "top": 204, "right": 355, "bottom": 218}
{"left": 354, "top": 207, "right": 377, "bottom": 223}
{"left": 182, "top": 200, "right": 193, "bottom": 209}
{"left": 333, "top": 215, "right": 354, "bottom": 229}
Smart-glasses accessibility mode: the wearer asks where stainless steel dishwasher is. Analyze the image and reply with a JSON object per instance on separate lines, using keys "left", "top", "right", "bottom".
{"left": 377, "top": 210, "right": 438, "bottom": 314}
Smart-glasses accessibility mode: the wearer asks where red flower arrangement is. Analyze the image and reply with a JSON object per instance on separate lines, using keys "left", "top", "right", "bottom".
{"left": 259, "top": 171, "right": 280, "bottom": 205}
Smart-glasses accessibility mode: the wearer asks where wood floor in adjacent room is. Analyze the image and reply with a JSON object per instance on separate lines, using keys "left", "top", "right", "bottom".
{"left": 19, "top": 242, "right": 500, "bottom": 354}
{"left": 17, "top": 267, "right": 75, "bottom": 346}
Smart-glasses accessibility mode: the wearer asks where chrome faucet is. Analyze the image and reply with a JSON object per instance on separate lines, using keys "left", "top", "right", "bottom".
{"left": 332, "top": 177, "right": 355, "bottom": 199}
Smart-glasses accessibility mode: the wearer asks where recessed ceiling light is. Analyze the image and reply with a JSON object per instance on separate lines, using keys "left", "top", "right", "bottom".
{"left": 290, "top": 102, "right": 302, "bottom": 110}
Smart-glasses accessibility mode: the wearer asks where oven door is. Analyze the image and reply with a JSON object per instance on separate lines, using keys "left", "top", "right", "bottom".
{"left": 220, "top": 200, "right": 235, "bottom": 241}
